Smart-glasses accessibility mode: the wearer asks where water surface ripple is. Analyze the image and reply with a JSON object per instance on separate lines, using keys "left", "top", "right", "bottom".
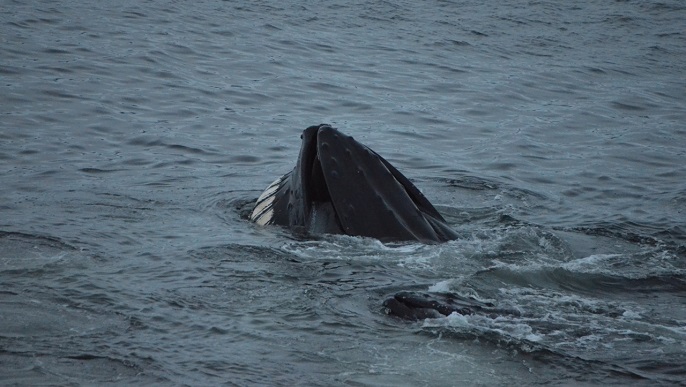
{"left": 1, "top": 0, "right": 685, "bottom": 385}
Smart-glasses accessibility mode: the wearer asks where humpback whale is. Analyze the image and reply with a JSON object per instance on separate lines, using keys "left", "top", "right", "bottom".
{"left": 250, "top": 124, "right": 458, "bottom": 243}
{"left": 383, "top": 291, "right": 521, "bottom": 320}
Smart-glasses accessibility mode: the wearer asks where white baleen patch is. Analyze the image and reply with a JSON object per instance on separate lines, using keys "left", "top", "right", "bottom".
{"left": 250, "top": 174, "right": 287, "bottom": 225}
{"left": 254, "top": 208, "right": 274, "bottom": 226}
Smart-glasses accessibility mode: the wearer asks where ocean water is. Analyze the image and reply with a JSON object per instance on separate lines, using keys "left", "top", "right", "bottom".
{"left": 1, "top": 0, "right": 685, "bottom": 385}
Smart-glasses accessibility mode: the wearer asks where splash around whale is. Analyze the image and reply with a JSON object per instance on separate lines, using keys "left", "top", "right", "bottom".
{"left": 250, "top": 124, "right": 458, "bottom": 243}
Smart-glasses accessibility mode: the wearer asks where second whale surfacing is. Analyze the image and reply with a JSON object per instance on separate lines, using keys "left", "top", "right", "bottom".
{"left": 250, "top": 124, "right": 458, "bottom": 243}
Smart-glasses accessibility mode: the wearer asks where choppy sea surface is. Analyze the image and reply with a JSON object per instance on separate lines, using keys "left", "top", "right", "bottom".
{"left": 1, "top": 0, "right": 685, "bottom": 385}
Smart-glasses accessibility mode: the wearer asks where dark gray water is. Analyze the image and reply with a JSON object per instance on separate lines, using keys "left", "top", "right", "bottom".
{"left": 1, "top": 0, "right": 685, "bottom": 385}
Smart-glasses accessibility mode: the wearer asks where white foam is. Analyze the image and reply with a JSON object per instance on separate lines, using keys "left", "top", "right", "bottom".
{"left": 428, "top": 279, "right": 453, "bottom": 293}
{"left": 562, "top": 253, "right": 623, "bottom": 272}
{"left": 621, "top": 309, "right": 641, "bottom": 319}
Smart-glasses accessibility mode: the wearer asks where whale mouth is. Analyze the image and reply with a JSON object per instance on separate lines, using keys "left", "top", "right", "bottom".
{"left": 249, "top": 124, "right": 341, "bottom": 230}
{"left": 251, "top": 124, "right": 459, "bottom": 243}
{"left": 299, "top": 126, "right": 343, "bottom": 233}
{"left": 301, "top": 126, "right": 333, "bottom": 205}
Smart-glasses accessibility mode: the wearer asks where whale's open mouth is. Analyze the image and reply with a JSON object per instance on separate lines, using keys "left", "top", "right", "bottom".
{"left": 251, "top": 124, "right": 459, "bottom": 243}
{"left": 298, "top": 125, "right": 343, "bottom": 234}
{"left": 300, "top": 126, "right": 333, "bottom": 205}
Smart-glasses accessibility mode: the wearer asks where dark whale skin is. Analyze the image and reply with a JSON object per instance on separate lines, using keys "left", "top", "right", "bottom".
{"left": 251, "top": 124, "right": 458, "bottom": 243}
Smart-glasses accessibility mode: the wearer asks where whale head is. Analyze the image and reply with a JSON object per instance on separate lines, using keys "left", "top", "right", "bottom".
{"left": 251, "top": 124, "right": 458, "bottom": 243}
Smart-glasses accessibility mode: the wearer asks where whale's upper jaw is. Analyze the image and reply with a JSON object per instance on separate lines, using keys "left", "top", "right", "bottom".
{"left": 297, "top": 124, "right": 335, "bottom": 214}
{"left": 251, "top": 124, "right": 459, "bottom": 243}
{"left": 293, "top": 124, "right": 344, "bottom": 234}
